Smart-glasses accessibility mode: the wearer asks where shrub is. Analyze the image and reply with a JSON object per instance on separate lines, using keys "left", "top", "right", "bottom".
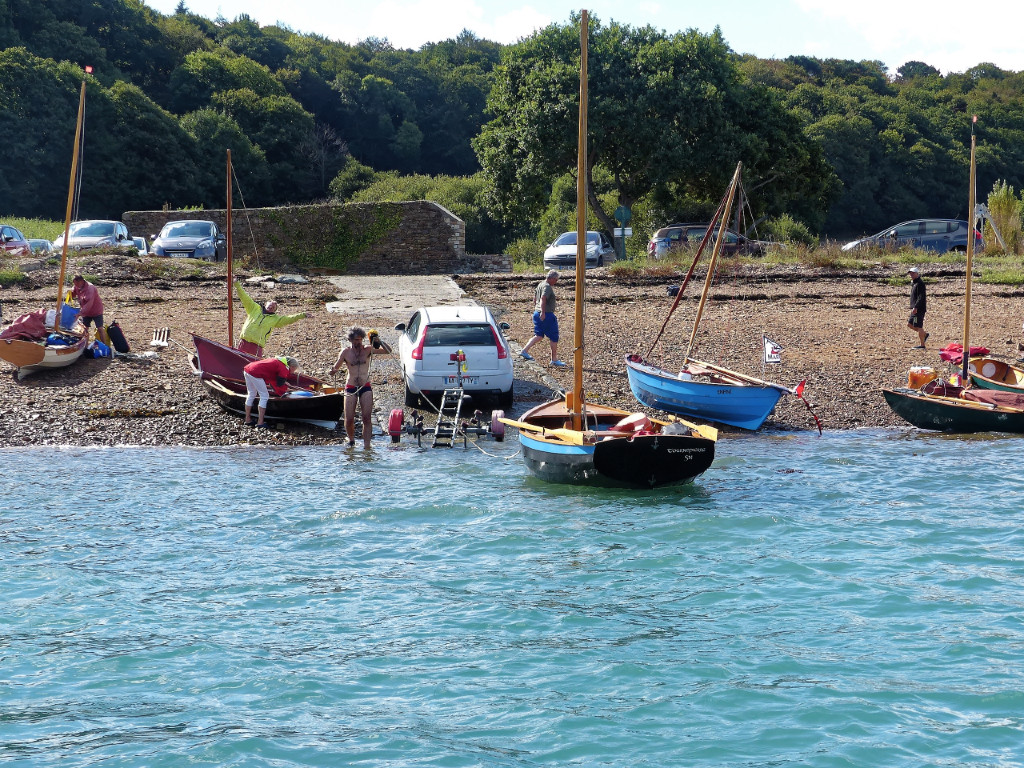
{"left": 985, "top": 180, "right": 1023, "bottom": 255}
{"left": 0, "top": 268, "right": 28, "bottom": 285}
{"left": 505, "top": 238, "right": 544, "bottom": 273}
{"left": 761, "top": 214, "right": 817, "bottom": 246}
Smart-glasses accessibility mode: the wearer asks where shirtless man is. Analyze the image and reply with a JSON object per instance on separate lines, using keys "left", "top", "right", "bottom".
{"left": 329, "top": 325, "right": 392, "bottom": 447}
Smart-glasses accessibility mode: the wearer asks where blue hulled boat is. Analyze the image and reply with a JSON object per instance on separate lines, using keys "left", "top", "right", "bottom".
{"left": 625, "top": 356, "right": 788, "bottom": 430}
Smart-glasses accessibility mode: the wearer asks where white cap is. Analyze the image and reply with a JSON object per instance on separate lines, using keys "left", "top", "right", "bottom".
{"left": 907, "top": 266, "right": 921, "bottom": 275}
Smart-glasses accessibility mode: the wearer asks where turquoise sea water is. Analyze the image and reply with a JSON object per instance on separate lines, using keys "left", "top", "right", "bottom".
{"left": 3, "top": 431, "right": 1024, "bottom": 767}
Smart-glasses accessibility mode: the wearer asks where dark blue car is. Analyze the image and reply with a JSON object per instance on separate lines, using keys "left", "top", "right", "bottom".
{"left": 842, "top": 219, "right": 983, "bottom": 253}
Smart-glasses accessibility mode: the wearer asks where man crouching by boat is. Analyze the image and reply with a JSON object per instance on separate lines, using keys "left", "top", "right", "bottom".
{"left": 329, "top": 326, "right": 392, "bottom": 447}
{"left": 243, "top": 356, "right": 300, "bottom": 428}
{"left": 235, "top": 281, "right": 309, "bottom": 357}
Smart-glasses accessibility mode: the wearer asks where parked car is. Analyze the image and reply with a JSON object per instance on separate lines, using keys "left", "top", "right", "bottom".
{"left": 395, "top": 305, "right": 514, "bottom": 408}
{"left": 543, "top": 231, "right": 614, "bottom": 270}
{"left": 150, "top": 220, "right": 226, "bottom": 262}
{"left": 0, "top": 224, "right": 31, "bottom": 256}
{"left": 841, "top": 219, "right": 983, "bottom": 253}
{"left": 648, "top": 222, "right": 769, "bottom": 258}
{"left": 132, "top": 237, "right": 148, "bottom": 255}
{"left": 28, "top": 238, "right": 54, "bottom": 256}
{"left": 53, "top": 220, "right": 132, "bottom": 252}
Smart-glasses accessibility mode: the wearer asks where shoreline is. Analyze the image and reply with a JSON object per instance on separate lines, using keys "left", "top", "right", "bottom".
{"left": 3, "top": 257, "right": 1024, "bottom": 447}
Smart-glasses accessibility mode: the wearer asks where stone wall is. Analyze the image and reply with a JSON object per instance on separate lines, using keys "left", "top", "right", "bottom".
{"left": 123, "top": 201, "right": 511, "bottom": 274}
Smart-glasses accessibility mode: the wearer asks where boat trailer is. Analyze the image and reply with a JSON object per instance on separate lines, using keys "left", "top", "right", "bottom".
{"left": 386, "top": 349, "right": 505, "bottom": 447}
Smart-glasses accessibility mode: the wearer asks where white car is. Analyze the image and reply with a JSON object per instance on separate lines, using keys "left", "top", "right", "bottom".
{"left": 395, "top": 305, "right": 514, "bottom": 408}
{"left": 543, "top": 230, "right": 614, "bottom": 270}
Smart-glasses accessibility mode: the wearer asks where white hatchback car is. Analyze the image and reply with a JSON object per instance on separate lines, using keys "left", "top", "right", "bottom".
{"left": 395, "top": 305, "right": 514, "bottom": 408}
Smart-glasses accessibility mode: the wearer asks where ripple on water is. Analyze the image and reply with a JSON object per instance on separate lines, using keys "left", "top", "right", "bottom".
{"left": 3, "top": 433, "right": 1024, "bottom": 766}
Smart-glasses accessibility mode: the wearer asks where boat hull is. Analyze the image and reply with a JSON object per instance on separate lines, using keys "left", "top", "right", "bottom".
{"left": 967, "top": 357, "right": 1024, "bottom": 393}
{"left": 0, "top": 336, "right": 87, "bottom": 379}
{"left": 625, "top": 357, "right": 783, "bottom": 430}
{"left": 882, "top": 387, "right": 1024, "bottom": 432}
{"left": 198, "top": 373, "right": 344, "bottom": 427}
{"left": 517, "top": 398, "right": 716, "bottom": 488}
{"left": 189, "top": 335, "right": 343, "bottom": 427}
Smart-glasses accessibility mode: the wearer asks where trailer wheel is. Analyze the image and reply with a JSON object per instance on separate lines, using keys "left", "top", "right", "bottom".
{"left": 490, "top": 409, "right": 505, "bottom": 442}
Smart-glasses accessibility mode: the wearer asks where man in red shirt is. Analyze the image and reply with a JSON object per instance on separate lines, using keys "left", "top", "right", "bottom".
{"left": 242, "top": 355, "right": 299, "bottom": 428}
{"left": 71, "top": 275, "right": 105, "bottom": 341}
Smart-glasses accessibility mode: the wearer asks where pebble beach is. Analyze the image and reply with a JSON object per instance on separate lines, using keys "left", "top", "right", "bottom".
{"left": 3, "top": 254, "right": 1024, "bottom": 446}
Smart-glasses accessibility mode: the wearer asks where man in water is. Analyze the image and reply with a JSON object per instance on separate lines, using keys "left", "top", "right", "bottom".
{"left": 907, "top": 267, "right": 928, "bottom": 349}
{"left": 329, "top": 325, "right": 392, "bottom": 447}
{"left": 235, "top": 281, "right": 309, "bottom": 357}
{"left": 519, "top": 270, "right": 566, "bottom": 367}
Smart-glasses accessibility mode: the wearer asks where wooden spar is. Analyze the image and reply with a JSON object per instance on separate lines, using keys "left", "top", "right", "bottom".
{"left": 961, "top": 133, "right": 976, "bottom": 383}
{"left": 644, "top": 193, "right": 729, "bottom": 360}
{"left": 684, "top": 357, "right": 793, "bottom": 392}
{"left": 54, "top": 77, "right": 87, "bottom": 332}
{"left": 685, "top": 162, "right": 742, "bottom": 360}
{"left": 226, "top": 149, "right": 234, "bottom": 347}
{"left": 569, "top": 9, "right": 589, "bottom": 431}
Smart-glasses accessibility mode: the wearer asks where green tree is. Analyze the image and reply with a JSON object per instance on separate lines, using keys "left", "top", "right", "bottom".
{"left": 474, "top": 15, "right": 835, "bottom": 238}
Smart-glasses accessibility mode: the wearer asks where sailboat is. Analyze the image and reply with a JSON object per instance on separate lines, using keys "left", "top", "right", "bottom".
{"left": 0, "top": 71, "right": 90, "bottom": 379}
{"left": 187, "top": 150, "right": 345, "bottom": 427}
{"left": 624, "top": 163, "right": 797, "bottom": 430}
{"left": 882, "top": 129, "right": 1024, "bottom": 432}
{"left": 500, "top": 10, "right": 717, "bottom": 488}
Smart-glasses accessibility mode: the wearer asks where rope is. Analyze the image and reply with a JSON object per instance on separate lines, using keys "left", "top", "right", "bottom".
{"left": 230, "top": 163, "right": 263, "bottom": 272}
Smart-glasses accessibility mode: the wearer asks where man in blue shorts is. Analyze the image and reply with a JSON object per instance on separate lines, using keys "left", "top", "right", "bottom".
{"left": 520, "top": 270, "right": 566, "bottom": 367}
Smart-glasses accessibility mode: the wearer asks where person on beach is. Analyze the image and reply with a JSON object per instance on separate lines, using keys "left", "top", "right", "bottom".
{"left": 242, "top": 355, "right": 300, "bottom": 428}
{"left": 235, "top": 281, "right": 309, "bottom": 357}
{"left": 907, "top": 267, "right": 928, "bottom": 349}
{"left": 520, "top": 270, "right": 566, "bottom": 367}
{"left": 329, "top": 326, "right": 392, "bottom": 447}
{"left": 71, "top": 275, "right": 105, "bottom": 342}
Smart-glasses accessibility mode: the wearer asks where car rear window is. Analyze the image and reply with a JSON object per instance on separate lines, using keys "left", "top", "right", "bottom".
{"left": 424, "top": 324, "right": 495, "bottom": 346}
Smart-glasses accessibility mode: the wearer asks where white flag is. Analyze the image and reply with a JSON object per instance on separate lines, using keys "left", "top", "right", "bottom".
{"left": 763, "top": 336, "right": 782, "bottom": 364}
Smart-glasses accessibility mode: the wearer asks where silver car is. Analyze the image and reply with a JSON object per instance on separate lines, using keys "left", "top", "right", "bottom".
{"left": 543, "top": 231, "right": 614, "bottom": 270}
{"left": 53, "top": 220, "right": 132, "bottom": 251}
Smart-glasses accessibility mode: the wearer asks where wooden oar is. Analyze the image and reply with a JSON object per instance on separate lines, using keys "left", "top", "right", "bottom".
{"left": 908, "top": 389, "right": 1024, "bottom": 413}
{"left": 687, "top": 357, "right": 793, "bottom": 392}
{"left": 498, "top": 417, "right": 586, "bottom": 445}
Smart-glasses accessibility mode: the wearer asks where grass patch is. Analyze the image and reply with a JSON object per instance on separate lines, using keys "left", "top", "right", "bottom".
{"left": 0, "top": 267, "right": 28, "bottom": 285}
{"left": 976, "top": 255, "right": 1024, "bottom": 285}
{"left": 2, "top": 216, "right": 64, "bottom": 240}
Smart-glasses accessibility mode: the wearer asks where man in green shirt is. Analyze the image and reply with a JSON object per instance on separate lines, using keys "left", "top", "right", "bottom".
{"left": 235, "top": 281, "right": 309, "bottom": 357}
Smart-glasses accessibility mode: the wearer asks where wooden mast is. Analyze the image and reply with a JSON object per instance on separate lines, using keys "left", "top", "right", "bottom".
{"left": 569, "top": 9, "right": 588, "bottom": 430}
{"left": 226, "top": 149, "right": 234, "bottom": 347}
{"left": 54, "top": 74, "right": 88, "bottom": 332}
{"left": 685, "top": 162, "right": 742, "bottom": 361}
{"left": 961, "top": 132, "right": 976, "bottom": 383}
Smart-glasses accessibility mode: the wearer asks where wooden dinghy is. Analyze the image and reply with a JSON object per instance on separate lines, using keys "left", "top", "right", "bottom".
{"left": 189, "top": 334, "right": 344, "bottom": 427}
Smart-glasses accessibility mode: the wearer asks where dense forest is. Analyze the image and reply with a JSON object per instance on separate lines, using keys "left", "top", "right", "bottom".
{"left": 2, "top": 0, "right": 1023, "bottom": 254}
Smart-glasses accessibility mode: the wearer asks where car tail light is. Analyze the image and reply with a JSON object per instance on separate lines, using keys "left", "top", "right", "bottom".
{"left": 490, "top": 326, "right": 508, "bottom": 359}
{"left": 411, "top": 327, "right": 428, "bottom": 360}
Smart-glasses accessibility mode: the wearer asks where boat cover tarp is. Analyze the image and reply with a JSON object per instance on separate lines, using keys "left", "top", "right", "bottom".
{"left": 0, "top": 310, "right": 48, "bottom": 342}
{"left": 963, "top": 389, "right": 1024, "bottom": 409}
{"left": 939, "top": 343, "right": 990, "bottom": 364}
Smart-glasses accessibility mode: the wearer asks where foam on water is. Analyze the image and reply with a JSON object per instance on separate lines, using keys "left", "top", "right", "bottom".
{"left": 3, "top": 432, "right": 1024, "bottom": 766}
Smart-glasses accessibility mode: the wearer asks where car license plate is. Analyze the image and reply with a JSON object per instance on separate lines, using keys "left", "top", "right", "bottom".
{"left": 446, "top": 375, "right": 478, "bottom": 385}
{"left": 167, "top": 251, "right": 190, "bottom": 258}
